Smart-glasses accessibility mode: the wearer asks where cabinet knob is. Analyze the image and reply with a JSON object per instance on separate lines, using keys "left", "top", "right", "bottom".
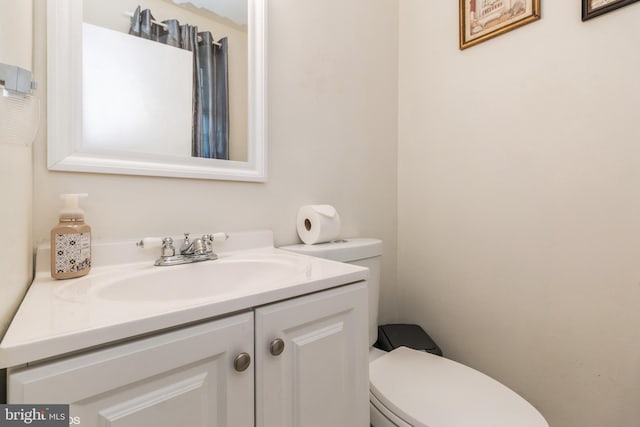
{"left": 234, "top": 352, "right": 251, "bottom": 372}
{"left": 270, "top": 338, "right": 285, "bottom": 356}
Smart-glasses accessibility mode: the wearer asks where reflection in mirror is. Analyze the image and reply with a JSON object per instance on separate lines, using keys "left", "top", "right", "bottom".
{"left": 83, "top": 0, "right": 247, "bottom": 161}
{"left": 172, "top": 0, "right": 248, "bottom": 26}
{"left": 47, "top": 0, "right": 266, "bottom": 181}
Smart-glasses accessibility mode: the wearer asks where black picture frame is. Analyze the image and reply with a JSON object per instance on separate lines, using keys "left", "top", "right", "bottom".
{"left": 582, "top": 0, "right": 640, "bottom": 20}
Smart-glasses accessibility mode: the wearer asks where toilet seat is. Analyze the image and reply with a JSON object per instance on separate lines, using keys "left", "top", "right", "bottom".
{"left": 369, "top": 347, "right": 548, "bottom": 427}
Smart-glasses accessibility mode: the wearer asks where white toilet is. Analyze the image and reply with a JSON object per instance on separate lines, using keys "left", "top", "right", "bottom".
{"left": 282, "top": 238, "right": 549, "bottom": 427}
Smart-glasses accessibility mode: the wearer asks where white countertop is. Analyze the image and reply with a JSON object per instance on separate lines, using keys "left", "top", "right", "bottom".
{"left": 0, "top": 230, "right": 368, "bottom": 368}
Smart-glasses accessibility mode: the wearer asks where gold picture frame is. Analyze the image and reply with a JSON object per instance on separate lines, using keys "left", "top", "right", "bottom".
{"left": 459, "top": 0, "right": 541, "bottom": 50}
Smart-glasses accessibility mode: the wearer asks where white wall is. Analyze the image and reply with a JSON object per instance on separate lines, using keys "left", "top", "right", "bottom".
{"left": 0, "top": 1, "right": 33, "bottom": 338}
{"left": 0, "top": 145, "right": 32, "bottom": 338}
{"left": 0, "top": 0, "right": 33, "bottom": 70}
{"left": 399, "top": 1, "right": 640, "bottom": 426}
{"left": 26, "top": 0, "right": 399, "bottom": 324}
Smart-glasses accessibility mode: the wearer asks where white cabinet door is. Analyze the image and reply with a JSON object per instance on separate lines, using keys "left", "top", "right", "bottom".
{"left": 8, "top": 312, "right": 254, "bottom": 427}
{"left": 255, "top": 282, "right": 369, "bottom": 427}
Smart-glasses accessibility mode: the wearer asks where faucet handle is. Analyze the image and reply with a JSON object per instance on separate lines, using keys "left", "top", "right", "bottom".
{"left": 202, "top": 233, "right": 228, "bottom": 244}
{"left": 137, "top": 237, "right": 175, "bottom": 258}
{"left": 210, "top": 232, "right": 229, "bottom": 242}
{"left": 202, "top": 233, "right": 228, "bottom": 254}
{"left": 161, "top": 237, "right": 175, "bottom": 257}
{"left": 136, "top": 237, "right": 163, "bottom": 249}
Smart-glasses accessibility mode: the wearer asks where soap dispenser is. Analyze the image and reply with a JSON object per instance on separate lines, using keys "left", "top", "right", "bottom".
{"left": 50, "top": 193, "right": 92, "bottom": 280}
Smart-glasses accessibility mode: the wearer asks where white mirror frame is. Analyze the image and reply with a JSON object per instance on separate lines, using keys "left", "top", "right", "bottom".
{"left": 47, "top": 0, "right": 267, "bottom": 182}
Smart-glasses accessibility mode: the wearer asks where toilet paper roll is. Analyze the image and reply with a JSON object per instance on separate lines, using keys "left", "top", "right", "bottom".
{"left": 297, "top": 205, "right": 341, "bottom": 245}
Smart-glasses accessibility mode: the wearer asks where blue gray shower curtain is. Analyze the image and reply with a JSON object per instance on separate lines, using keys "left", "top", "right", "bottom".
{"left": 129, "top": 6, "right": 229, "bottom": 159}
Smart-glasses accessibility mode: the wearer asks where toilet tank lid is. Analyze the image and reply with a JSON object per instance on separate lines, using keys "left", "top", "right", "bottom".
{"left": 280, "top": 238, "right": 382, "bottom": 262}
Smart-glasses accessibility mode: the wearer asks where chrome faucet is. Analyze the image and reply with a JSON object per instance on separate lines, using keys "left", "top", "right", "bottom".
{"left": 137, "top": 232, "right": 228, "bottom": 266}
{"left": 180, "top": 233, "right": 210, "bottom": 256}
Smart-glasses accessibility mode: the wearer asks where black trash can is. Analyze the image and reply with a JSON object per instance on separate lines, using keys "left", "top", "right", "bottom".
{"left": 374, "top": 323, "right": 443, "bottom": 356}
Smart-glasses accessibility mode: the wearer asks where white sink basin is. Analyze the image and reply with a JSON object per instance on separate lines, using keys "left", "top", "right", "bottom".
{"left": 0, "top": 231, "right": 369, "bottom": 369}
{"left": 54, "top": 252, "right": 311, "bottom": 303}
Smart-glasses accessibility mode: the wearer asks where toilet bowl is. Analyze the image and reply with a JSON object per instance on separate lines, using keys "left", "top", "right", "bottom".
{"left": 369, "top": 346, "right": 547, "bottom": 426}
{"left": 281, "top": 238, "right": 548, "bottom": 427}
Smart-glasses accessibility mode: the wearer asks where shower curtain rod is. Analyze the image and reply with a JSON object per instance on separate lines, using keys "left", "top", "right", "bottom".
{"left": 123, "top": 11, "right": 222, "bottom": 46}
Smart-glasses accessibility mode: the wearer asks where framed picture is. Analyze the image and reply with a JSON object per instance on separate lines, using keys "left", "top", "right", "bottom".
{"left": 582, "top": 0, "right": 640, "bottom": 20}
{"left": 459, "top": 0, "right": 541, "bottom": 50}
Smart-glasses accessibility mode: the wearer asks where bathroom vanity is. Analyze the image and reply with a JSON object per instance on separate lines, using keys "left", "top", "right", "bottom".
{"left": 0, "top": 231, "right": 369, "bottom": 427}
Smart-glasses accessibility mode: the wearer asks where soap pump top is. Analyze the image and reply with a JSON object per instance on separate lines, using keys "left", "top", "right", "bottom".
{"left": 58, "top": 193, "right": 88, "bottom": 222}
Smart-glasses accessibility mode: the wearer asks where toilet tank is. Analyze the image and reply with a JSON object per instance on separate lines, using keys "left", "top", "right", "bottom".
{"left": 280, "top": 238, "right": 383, "bottom": 346}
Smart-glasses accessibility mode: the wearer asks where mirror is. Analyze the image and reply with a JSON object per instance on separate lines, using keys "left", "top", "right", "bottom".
{"left": 47, "top": 0, "right": 266, "bottom": 181}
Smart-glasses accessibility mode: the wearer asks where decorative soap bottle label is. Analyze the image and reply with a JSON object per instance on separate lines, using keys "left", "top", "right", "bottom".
{"left": 54, "top": 232, "right": 91, "bottom": 274}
